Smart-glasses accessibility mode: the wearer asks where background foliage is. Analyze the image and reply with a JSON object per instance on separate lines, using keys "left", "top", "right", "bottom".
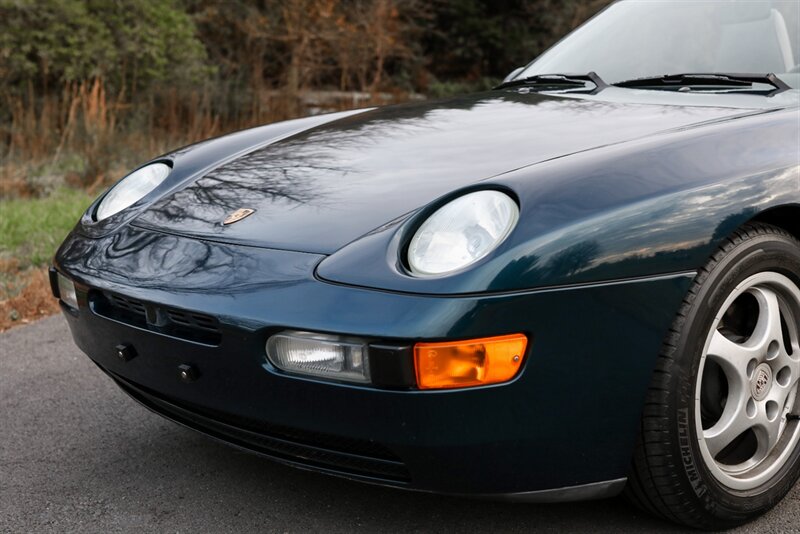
{"left": 0, "top": 0, "right": 610, "bottom": 192}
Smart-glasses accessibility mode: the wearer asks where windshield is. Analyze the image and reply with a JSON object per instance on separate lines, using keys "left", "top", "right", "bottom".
{"left": 519, "top": 0, "right": 800, "bottom": 90}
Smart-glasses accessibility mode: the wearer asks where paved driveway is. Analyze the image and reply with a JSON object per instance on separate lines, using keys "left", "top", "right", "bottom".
{"left": 2, "top": 316, "right": 799, "bottom": 532}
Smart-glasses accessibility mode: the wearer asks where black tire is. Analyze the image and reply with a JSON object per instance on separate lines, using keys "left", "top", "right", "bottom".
{"left": 626, "top": 223, "right": 800, "bottom": 530}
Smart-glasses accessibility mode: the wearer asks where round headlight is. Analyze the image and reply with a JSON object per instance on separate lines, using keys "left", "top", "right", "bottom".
{"left": 408, "top": 190, "right": 519, "bottom": 276}
{"left": 95, "top": 162, "right": 171, "bottom": 221}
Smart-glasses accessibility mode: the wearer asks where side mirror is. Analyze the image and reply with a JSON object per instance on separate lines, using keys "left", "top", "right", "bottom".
{"left": 503, "top": 67, "right": 524, "bottom": 84}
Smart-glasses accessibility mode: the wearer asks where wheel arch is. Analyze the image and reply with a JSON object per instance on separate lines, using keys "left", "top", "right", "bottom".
{"left": 749, "top": 204, "right": 800, "bottom": 242}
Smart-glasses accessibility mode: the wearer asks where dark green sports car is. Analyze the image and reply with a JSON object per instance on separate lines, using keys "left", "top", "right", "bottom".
{"left": 53, "top": 1, "right": 800, "bottom": 529}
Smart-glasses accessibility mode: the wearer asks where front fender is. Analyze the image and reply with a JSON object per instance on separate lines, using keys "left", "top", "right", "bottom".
{"left": 317, "top": 107, "right": 800, "bottom": 294}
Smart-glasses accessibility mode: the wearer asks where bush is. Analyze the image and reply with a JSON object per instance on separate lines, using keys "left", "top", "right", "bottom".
{"left": 0, "top": 0, "right": 209, "bottom": 97}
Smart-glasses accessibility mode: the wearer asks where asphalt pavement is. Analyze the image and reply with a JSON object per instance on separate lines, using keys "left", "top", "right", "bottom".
{"left": 2, "top": 315, "right": 800, "bottom": 533}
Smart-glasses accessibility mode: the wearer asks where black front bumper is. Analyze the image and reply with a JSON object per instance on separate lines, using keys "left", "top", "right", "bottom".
{"left": 55, "top": 225, "right": 694, "bottom": 497}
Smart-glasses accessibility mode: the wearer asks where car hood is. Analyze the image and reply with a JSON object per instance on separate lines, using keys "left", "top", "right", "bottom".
{"left": 133, "top": 90, "right": 756, "bottom": 254}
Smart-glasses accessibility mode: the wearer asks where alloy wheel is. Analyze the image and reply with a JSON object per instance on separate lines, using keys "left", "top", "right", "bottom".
{"left": 696, "top": 271, "right": 800, "bottom": 491}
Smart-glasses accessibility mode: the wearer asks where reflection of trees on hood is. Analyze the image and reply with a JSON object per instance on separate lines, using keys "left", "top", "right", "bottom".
{"left": 148, "top": 140, "right": 339, "bottom": 225}
{"left": 58, "top": 227, "right": 315, "bottom": 294}
{"left": 145, "top": 90, "right": 711, "bottom": 230}
{"left": 142, "top": 95, "right": 492, "bottom": 227}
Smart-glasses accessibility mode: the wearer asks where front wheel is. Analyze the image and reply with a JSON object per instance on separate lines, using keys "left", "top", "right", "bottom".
{"left": 627, "top": 223, "right": 800, "bottom": 530}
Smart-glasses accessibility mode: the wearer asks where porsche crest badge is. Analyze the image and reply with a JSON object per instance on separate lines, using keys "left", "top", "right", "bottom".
{"left": 223, "top": 208, "right": 255, "bottom": 225}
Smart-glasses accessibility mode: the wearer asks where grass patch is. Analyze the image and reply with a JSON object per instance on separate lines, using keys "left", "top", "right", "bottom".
{"left": 0, "top": 188, "right": 94, "bottom": 269}
{"left": 0, "top": 188, "right": 93, "bottom": 329}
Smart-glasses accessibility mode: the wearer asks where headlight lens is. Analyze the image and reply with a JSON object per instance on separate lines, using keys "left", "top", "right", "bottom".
{"left": 408, "top": 190, "right": 519, "bottom": 276}
{"left": 95, "top": 162, "right": 171, "bottom": 221}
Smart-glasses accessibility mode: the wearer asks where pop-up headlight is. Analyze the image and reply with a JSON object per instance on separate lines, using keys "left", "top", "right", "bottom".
{"left": 95, "top": 162, "right": 171, "bottom": 221}
{"left": 407, "top": 190, "right": 519, "bottom": 276}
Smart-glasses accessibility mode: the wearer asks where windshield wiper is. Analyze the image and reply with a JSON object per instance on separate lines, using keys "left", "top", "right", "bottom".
{"left": 613, "top": 73, "right": 790, "bottom": 95}
{"left": 494, "top": 72, "right": 608, "bottom": 93}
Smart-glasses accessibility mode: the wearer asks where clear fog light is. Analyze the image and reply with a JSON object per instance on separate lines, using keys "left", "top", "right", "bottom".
{"left": 266, "top": 331, "right": 370, "bottom": 383}
{"left": 57, "top": 273, "right": 78, "bottom": 310}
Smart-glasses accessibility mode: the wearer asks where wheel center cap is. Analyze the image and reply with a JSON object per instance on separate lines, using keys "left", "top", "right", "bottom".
{"left": 751, "top": 363, "right": 773, "bottom": 401}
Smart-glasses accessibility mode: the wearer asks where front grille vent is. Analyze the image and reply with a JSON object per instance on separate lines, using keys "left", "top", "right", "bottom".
{"left": 165, "top": 309, "right": 220, "bottom": 333}
{"left": 91, "top": 291, "right": 221, "bottom": 345}
{"left": 107, "top": 293, "right": 147, "bottom": 317}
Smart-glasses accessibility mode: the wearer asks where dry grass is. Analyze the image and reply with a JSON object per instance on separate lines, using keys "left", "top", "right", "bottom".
{"left": 1, "top": 80, "right": 415, "bottom": 198}
{"left": 4, "top": 80, "right": 163, "bottom": 195}
{"left": 0, "top": 266, "right": 59, "bottom": 331}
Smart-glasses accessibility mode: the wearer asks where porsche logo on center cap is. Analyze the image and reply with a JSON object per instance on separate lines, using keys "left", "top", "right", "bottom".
{"left": 223, "top": 208, "right": 255, "bottom": 225}
{"left": 752, "top": 363, "right": 773, "bottom": 401}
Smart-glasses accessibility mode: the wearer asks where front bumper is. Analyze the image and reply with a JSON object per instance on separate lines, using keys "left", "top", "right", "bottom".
{"left": 55, "top": 225, "right": 693, "bottom": 498}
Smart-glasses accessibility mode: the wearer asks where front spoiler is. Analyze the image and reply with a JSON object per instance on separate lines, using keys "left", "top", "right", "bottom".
{"left": 105, "top": 361, "right": 627, "bottom": 502}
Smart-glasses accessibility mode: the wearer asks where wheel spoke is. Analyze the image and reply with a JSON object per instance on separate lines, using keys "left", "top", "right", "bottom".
{"left": 707, "top": 330, "right": 760, "bottom": 373}
{"left": 748, "top": 287, "right": 785, "bottom": 354}
{"left": 704, "top": 397, "right": 753, "bottom": 458}
{"left": 769, "top": 358, "right": 800, "bottom": 409}
{"left": 772, "top": 346, "right": 799, "bottom": 373}
{"left": 754, "top": 401, "right": 785, "bottom": 456}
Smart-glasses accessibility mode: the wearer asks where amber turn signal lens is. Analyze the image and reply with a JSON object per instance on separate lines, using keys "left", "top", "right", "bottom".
{"left": 414, "top": 334, "right": 528, "bottom": 390}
